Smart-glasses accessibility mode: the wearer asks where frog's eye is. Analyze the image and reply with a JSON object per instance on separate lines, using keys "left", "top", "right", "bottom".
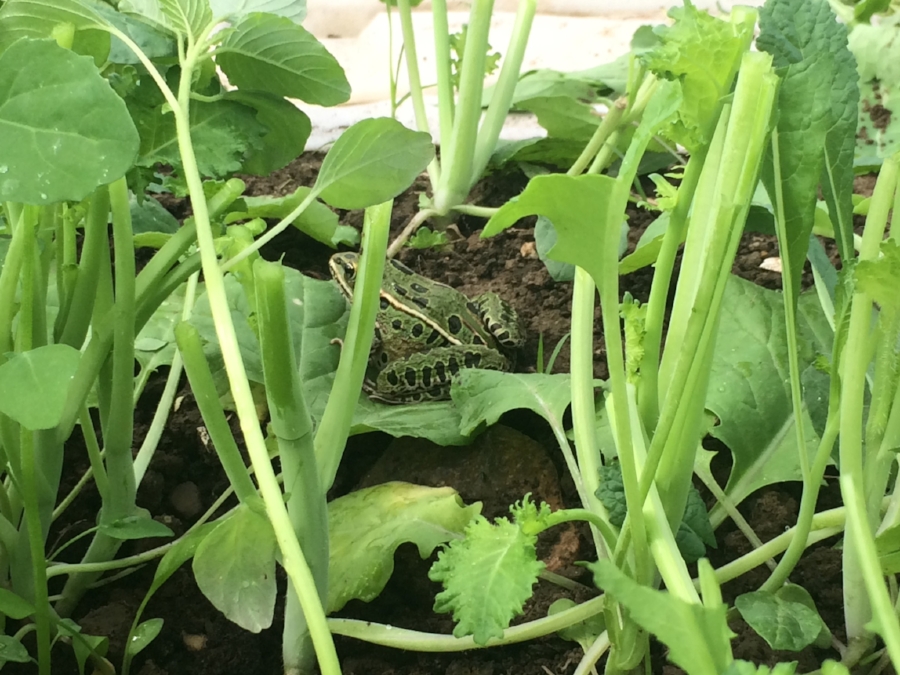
{"left": 341, "top": 261, "right": 356, "bottom": 281}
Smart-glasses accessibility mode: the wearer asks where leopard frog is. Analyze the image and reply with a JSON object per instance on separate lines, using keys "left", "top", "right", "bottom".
{"left": 329, "top": 252, "right": 524, "bottom": 403}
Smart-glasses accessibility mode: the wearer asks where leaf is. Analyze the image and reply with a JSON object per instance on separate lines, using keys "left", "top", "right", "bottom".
{"left": 0, "top": 344, "right": 81, "bottom": 430}
{"left": 856, "top": 239, "right": 900, "bottom": 314}
{"left": 483, "top": 173, "right": 617, "bottom": 283}
{"left": 735, "top": 589, "right": 824, "bottom": 651}
{"left": 641, "top": 3, "right": 754, "bottom": 151}
{"left": 849, "top": 17, "right": 900, "bottom": 160}
{"left": 429, "top": 512, "right": 545, "bottom": 645}
{"left": 596, "top": 462, "right": 715, "bottom": 563}
{"left": 215, "top": 13, "right": 349, "bottom": 105}
{"left": 314, "top": 118, "right": 434, "bottom": 209}
{"left": 131, "top": 194, "right": 179, "bottom": 235}
{"left": 757, "top": 0, "right": 855, "bottom": 298}
{"left": 134, "top": 98, "right": 265, "bottom": 178}
{"left": 0, "top": 589, "right": 34, "bottom": 620}
{"left": 0, "top": 635, "right": 30, "bottom": 663}
{"left": 534, "top": 217, "right": 575, "bottom": 282}
{"left": 706, "top": 277, "right": 832, "bottom": 521}
{"left": 210, "top": 0, "right": 306, "bottom": 23}
{"left": 0, "top": 38, "right": 139, "bottom": 204}
{"left": 725, "top": 662, "right": 798, "bottom": 675}
{"left": 0, "top": 0, "right": 109, "bottom": 63}
{"left": 516, "top": 96, "right": 599, "bottom": 141}
{"left": 223, "top": 90, "right": 311, "bottom": 176}
{"left": 193, "top": 502, "right": 277, "bottom": 633}
{"left": 99, "top": 511, "right": 175, "bottom": 540}
{"left": 126, "top": 618, "right": 163, "bottom": 657}
{"left": 55, "top": 620, "right": 109, "bottom": 675}
{"left": 586, "top": 560, "right": 732, "bottom": 675}
{"left": 225, "top": 186, "right": 357, "bottom": 248}
{"left": 451, "top": 370, "right": 572, "bottom": 437}
{"left": 121, "top": 0, "right": 212, "bottom": 39}
{"left": 618, "top": 212, "right": 669, "bottom": 275}
{"left": 327, "top": 482, "right": 481, "bottom": 612}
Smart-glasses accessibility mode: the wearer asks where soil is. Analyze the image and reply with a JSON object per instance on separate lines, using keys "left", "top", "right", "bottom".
{"left": 13, "top": 155, "right": 874, "bottom": 675}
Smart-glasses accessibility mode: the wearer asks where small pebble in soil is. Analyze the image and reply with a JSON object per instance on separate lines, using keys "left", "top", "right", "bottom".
{"left": 169, "top": 481, "right": 202, "bottom": 518}
{"left": 182, "top": 632, "right": 208, "bottom": 651}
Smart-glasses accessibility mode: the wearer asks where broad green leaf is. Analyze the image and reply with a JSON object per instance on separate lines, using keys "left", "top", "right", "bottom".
{"left": 315, "top": 118, "right": 434, "bottom": 209}
{"left": 216, "top": 13, "right": 349, "bottom": 105}
{"left": 224, "top": 91, "right": 311, "bottom": 176}
{"left": 516, "top": 96, "right": 599, "bottom": 141}
{"left": 725, "top": 662, "right": 798, "bottom": 675}
{"left": 757, "top": 0, "right": 855, "bottom": 299}
{"left": 100, "top": 2, "right": 175, "bottom": 64}
{"left": 0, "top": 344, "right": 81, "bottom": 429}
{"left": 153, "top": 524, "right": 217, "bottom": 592}
{"left": 225, "top": 186, "right": 357, "bottom": 248}
{"left": 99, "top": 511, "right": 175, "bottom": 540}
{"left": 0, "top": 0, "right": 109, "bottom": 62}
{"left": 452, "top": 370, "right": 572, "bottom": 437}
{"left": 134, "top": 99, "right": 264, "bottom": 178}
{"left": 126, "top": 618, "right": 163, "bottom": 656}
{"left": 641, "top": 3, "right": 755, "bottom": 151}
{"left": 596, "top": 462, "right": 715, "bottom": 563}
{"left": 121, "top": 0, "right": 212, "bottom": 39}
{"left": 586, "top": 560, "right": 732, "bottom": 675}
{"left": 856, "top": 239, "right": 900, "bottom": 313}
{"left": 430, "top": 511, "right": 545, "bottom": 645}
{"left": 705, "top": 277, "right": 832, "bottom": 523}
{"left": 618, "top": 212, "right": 669, "bottom": 275}
{"left": 346, "top": 395, "right": 468, "bottom": 445}
{"left": 534, "top": 216, "right": 575, "bottom": 282}
{"left": 131, "top": 193, "right": 179, "bottom": 235}
{"left": 735, "top": 589, "right": 824, "bottom": 651}
{"left": 0, "top": 588, "right": 34, "bottom": 620}
{"left": 210, "top": 0, "right": 306, "bottom": 23}
{"left": 193, "top": 503, "right": 277, "bottom": 633}
{"left": 483, "top": 173, "right": 617, "bottom": 283}
{"left": 328, "top": 483, "right": 481, "bottom": 612}
{"left": 0, "top": 635, "right": 30, "bottom": 663}
{"left": 0, "top": 39, "right": 139, "bottom": 204}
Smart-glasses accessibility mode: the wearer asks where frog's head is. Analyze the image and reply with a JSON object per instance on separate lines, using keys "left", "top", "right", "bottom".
{"left": 329, "top": 252, "right": 360, "bottom": 298}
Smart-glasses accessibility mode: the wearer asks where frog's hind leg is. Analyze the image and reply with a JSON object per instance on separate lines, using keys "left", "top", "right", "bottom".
{"left": 372, "top": 344, "right": 508, "bottom": 403}
{"left": 471, "top": 292, "right": 524, "bottom": 349}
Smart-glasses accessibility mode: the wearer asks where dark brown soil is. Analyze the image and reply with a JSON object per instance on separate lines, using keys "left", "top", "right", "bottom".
{"left": 15, "top": 154, "right": 872, "bottom": 675}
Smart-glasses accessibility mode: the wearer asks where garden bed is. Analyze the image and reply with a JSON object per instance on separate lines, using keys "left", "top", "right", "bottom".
{"left": 17, "top": 155, "right": 871, "bottom": 675}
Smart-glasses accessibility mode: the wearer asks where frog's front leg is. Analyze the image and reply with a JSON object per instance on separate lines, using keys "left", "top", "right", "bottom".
{"left": 471, "top": 292, "right": 524, "bottom": 349}
{"left": 369, "top": 344, "right": 510, "bottom": 403}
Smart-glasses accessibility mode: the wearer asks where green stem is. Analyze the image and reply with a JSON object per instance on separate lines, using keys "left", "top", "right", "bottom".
{"left": 433, "top": 0, "right": 495, "bottom": 214}
{"left": 569, "top": 97, "right": 627, "bottom": 177}
{"left": 20, "top": 431, "right": 50, "bottom": 675}
{"left": 318, "top": 203, "right": 392, "bottom": 488}
{"left": 176, "top": 40, "right": 340, "bottom": 675}
{"left": 431, "top": 0, "right": 454, "bottom": 149}
{"left": 470, "top": 0, "right": 537, "bottom": 182}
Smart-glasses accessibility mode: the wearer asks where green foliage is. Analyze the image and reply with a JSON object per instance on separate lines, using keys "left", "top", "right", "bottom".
{"left": 0, "top": 635, "right": 30, "bottom": 664}
{"left": 449, "top": 23, "right": 500, "bottom": 90}
{"left": 548, "top": 598, "right": 605, "bottom": 651}
{"left": 703, "top": 276, "right": 832, "bottom": 524}
{"left": 856, "top": 239, "right": 900, "bottom": 313}
{"left": 216, "top": 13, "right": 350, "bottom": 105}
{"left": 193, "top": 502, "right": 278, "bottom": 633}
{"left": 640, "top": 2, "right": 755, "bottom": 150}
{"left": 757, "top": 0, "right": 858, "bottom": 275}
{"left": 586, "top": 560, "right": 733, "bottom": 675}
{"left": 407, "top": 227, "right": 449, "bottom": 249}
{"left": 328, "top": 483, "right": 481, "bottom": 612}
{"left": 315, "top": 117, "right": 435, "bottom": 209}
{"left": 735, "top": 585, "right": 829, "bottom": 651}
{"left": 0, "top": 345, "right": 81, "bottom": 430}
{"left": 0, "top": 38, "right": 139, "bottom": 204}
{"left": 724, "top": 662, "right": 798, "bottom": 675}
{"left": 429, "top": 499, "right": 546, "bottom": 645}
{"left": 595, "top": 462, "right": 716, "bottom": 563}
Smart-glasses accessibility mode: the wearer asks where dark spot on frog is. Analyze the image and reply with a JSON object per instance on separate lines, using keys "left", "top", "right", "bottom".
{"left": 391, "top": 260, "right": 415, "bottom": 275}
{"left": 412, "top": 296, "right": 429, "bottom": 309}
{"left": 411, "top": 323, "right": 424, "bottom": 338}
{"left": 386, "top": 371, "right": 400, "bottom": 386}
{"left": 489, "top": 322, "right": 501, "bottom": 333}
{"left": 421, "top": 366, "right": 432, "bottom": 388}
{"left": 426, "top": 329, "right": 442, "bottom": 345}
{"left": 411, "top": 282, "right": 428, "bottom": 294}
{"left": 467, "top": 301, "right": 480, "bottom": 315}
{"left": 379, "top": 297, "right": 389, "bottom": 310}
{"left": 392, "top": 283, "right": 408, "bottom": 297}
{"left": 447, "top": 315, "right": 462, "bottom": 334}
{"left": 404, "top": 368, "right": 417, "bottom": 387}
{"left": 391, "top": 318, "right": 402, "bottom": 330}
{"left": 464, "top": 352, "right": 481, "bottom": 368}
{"left": 472, "top": 335, "right": 485, "bottom": 345}
{"left": 496, "top": 330, "right": 511, "bottom": 343}
{"left": 434, "top": 362, "right": 446, "bottom": 381}
{"left": 448, "top": 357, "right": 460, "bottom": 375}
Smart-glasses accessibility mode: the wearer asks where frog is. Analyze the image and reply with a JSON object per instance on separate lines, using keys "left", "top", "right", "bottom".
{"left": 329, "top": 252, "right": 524, "bottom": 403}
